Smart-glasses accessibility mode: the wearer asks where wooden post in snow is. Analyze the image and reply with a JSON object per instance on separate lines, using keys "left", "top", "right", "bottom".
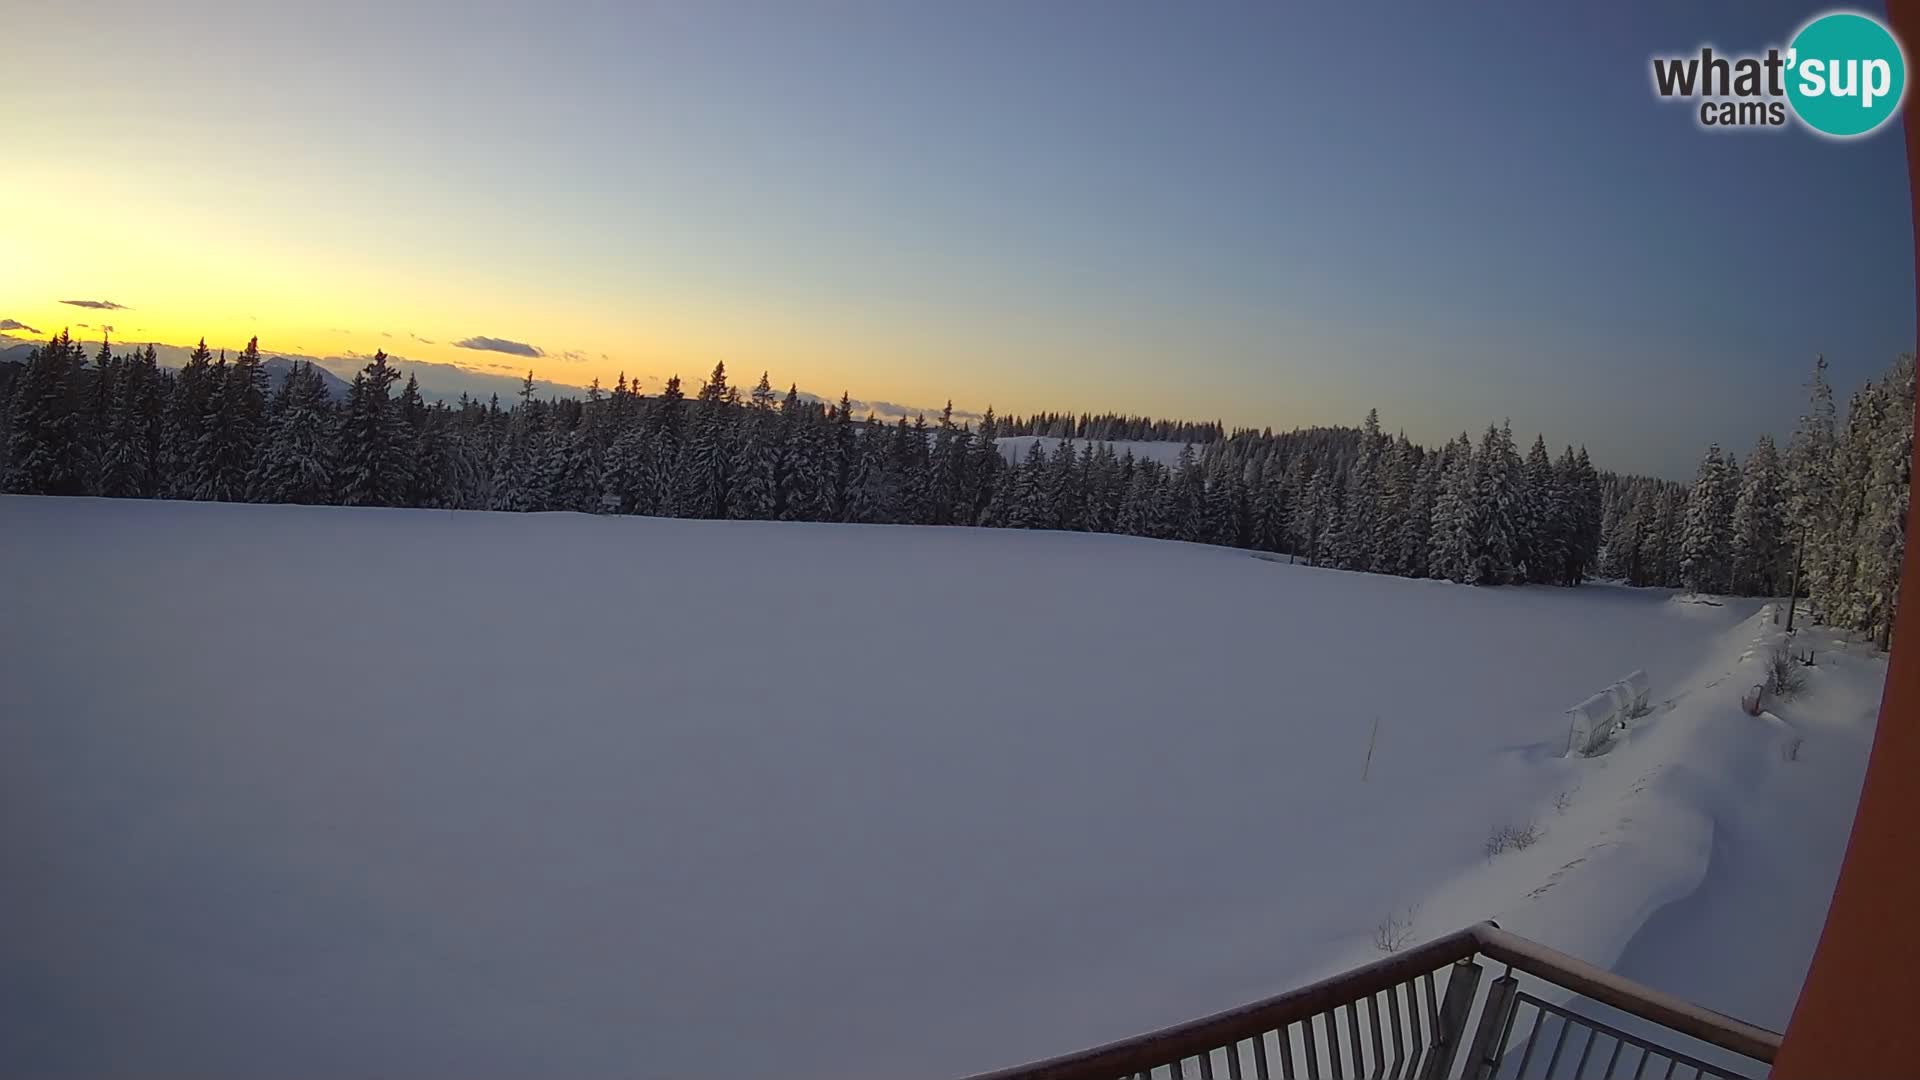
{"left": 1786, "top": 526, "right": 1805, "bottom": 633}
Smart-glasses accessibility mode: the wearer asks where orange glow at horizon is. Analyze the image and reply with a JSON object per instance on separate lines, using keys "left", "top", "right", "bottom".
{"left": 1, "top": 159, "right": 1318, "bottom": 426}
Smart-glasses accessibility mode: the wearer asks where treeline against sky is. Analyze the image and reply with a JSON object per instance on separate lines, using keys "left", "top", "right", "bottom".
{"left": 1596, "top": 355, "right": 1911, "bottom": 648}
{"left": 996, "top": 411, "right": 1224, "bottom": 443}
{"left": 0, "top": 332, "right": 1907, "bottom": 644}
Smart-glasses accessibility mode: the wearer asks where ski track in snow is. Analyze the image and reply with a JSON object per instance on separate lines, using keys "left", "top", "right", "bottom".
{"left": 0, "top": 497, "right": 1883, "bottom": 1079}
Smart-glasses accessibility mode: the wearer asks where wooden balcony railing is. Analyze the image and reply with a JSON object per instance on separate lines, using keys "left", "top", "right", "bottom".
{"left": 959, "top": 922, "right": 1779, "bottom": 1080}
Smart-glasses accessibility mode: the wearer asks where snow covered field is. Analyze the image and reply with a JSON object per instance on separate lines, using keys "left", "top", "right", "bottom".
{"left": 0, "top": 497, "right": 1884, "bottom": 1079}
{"left": 995, "top": 434, "right": 1193, "bottom": 468}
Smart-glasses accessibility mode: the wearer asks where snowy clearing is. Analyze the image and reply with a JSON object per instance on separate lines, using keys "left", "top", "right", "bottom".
{"left": 994, "top": 434, "right": 1193, "bottom": 468}
{"left": 0, "top": 497, "right": 1883, "bottom": 1079}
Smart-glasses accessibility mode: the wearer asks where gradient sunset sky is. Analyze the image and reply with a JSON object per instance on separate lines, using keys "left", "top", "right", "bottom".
{"left": 4, "top": 1, "right": 1913, "bottom": 477}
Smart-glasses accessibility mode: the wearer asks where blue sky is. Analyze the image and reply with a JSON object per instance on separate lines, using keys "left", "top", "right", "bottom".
{"left": 4, "top": 0, "right": 1912, "bottom": 477}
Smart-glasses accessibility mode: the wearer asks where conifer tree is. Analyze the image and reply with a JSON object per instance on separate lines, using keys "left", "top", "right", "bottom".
{"left": 683, "top": 361, "right": 736, "bottom": 519}
{"left": 730, "top": 372, "right": 779, "bottom": 520}
{"left": 830, "top": 392, "right": 857, "bottom": 521}
{"left": 159, "top": 339, "right": 214, "bottom": 498}
{"left": 965, "top": 408, "right": 1000, "bottom": 526}
{"left": 1784, "top": 355, "right": 1838, "bottom": 604}
{"left": 1429, "top": 434, "right": 1479, "bottom": 583}
{"left": 1370, "top": 434, "right": 1414, "bottom": 572}
{"left": 1296, "top": 459, "right": 1335, "bottom": 565}
{"left": 602, "top": 421, "right": 649, "bottom": 514}
{"left": 1679, "top": 443, "right": 1733, "bottom": 594}
{"left": 256, "top": 361, "right": 338, "bottom": 505}
{"left": 1331, "top": 408, "right": 1382, "bottom": 570}
{"left": 193, "top": 336, "right": 268, "bottom": 502}
{"left": 99, "top": 340, "right": 149, "bottom": 499}
{"left": 1520, "top": 434, "right": 1562, "bottom": 584}
{"left": 338, "top": 351, "right": 412, "bottom": 507}
{"left": 1170, "top": 444, "right": 1206, "bottom": 542}
{"left": 3, "top": 331, "right": 91, "bottom": 495}
{"left": 1471, "top": 422, "right": 1521, "bottom": 585}
{"left": 1011, "top": 439, "right": 1049, "bottom": 528}
{"left": 1399, "top": 451, "right": 1441, "bottom": 578}
{"left": 778, "top": 387, "right": 827, "bottom": 521}
{"left": 1729, "top": 433, "right": 1786, "bottom": 596}
{"left": 86, "top": 333, "right": 115, "bottom": 489}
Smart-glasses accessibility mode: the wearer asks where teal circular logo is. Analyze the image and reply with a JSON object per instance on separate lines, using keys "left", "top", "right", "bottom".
{"left": 1786, "top": 11, "right": 1907, "bottom": 137}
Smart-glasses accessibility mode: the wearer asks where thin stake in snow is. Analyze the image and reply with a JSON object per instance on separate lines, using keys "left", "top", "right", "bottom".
{"left": 1362, "top": 716, "right": 1379, "bottom": 781}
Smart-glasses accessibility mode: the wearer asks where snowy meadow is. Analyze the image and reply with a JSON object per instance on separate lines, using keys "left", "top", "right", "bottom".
{"left": 0, "top": 497, "right": 1884, "bottom": 1079}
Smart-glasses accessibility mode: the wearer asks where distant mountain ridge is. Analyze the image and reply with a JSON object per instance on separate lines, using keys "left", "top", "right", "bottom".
{"left": 261, "top": 357, "right": 351, "bottom": 400}
{"left": 0, "top": 334, "right": 587, "bottom": 405}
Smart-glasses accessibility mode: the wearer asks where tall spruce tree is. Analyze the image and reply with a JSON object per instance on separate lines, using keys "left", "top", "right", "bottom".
{"left": 683, "top": 361, "right": 737, "bottom": 519}
{"left": 3, "top": 331, "right": 91, "bottom": 495}
{"left": 730, "top": 372, "right": 779, "bottom": 520}
{"left": 338, "top": 351, "right": 411, "bottom": 507}
{"left": 1679, "top": 443, "right": 1733, "bottom": 594}
{"left": 1729, "top": 433, "right": 1786, "bottom": 596}
{"left": 1471, "top": 422, "right": 1521, "bottom": 585}
{"left": 256, "top": 361, "right": 338, "bottom": 505}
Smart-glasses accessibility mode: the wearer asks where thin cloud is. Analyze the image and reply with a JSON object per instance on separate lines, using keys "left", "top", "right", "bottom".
{"left": 561, "top": 349, "right": 588, "bottom": 363}
{"left": 60, "top": 299, "right": 128, "bottom": 310}
{"left": 454, "top": 335, "right": 544, "bottom": 358}
{"left": 0, "top": 319, "right": 40, "bottom": 334}
{"left": 410, "top": 332, "right": 437, "bottom": 345}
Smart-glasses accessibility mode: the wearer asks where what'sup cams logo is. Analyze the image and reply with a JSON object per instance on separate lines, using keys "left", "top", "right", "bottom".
{"left": 1651, "top": 10, "right": 1907, "bottom": 137}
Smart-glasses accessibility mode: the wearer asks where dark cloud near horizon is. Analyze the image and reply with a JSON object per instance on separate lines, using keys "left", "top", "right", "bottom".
{"left": 0, "top": 319, "right": 41, "bottom": 334}
{"left": 59, "top": 299, "right": 128, "bottom": 310}
{"left": 454, "top": 335, "right": 544, "bottom": 358}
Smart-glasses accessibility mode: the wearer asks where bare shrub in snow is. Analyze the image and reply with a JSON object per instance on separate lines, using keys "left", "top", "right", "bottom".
{"left": 1373, "top": 904, "right": 1419, "bottom": 953}
{"left": 1783, "top": 736, "right": 1804, "bottom": 762}
{"left": 1765, "top": 645, "right": 1806, "bottom": 700}
{"left": 1484, "top": 820, "right": 1541, "bottom": 860}
{"left": 1553, "top": 789, "right": 1575, "bottom": 815}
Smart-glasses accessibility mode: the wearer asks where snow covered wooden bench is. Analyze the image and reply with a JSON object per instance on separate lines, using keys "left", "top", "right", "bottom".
{"left": 1565, "top": 669, "right": 1650, "bottom": 757}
